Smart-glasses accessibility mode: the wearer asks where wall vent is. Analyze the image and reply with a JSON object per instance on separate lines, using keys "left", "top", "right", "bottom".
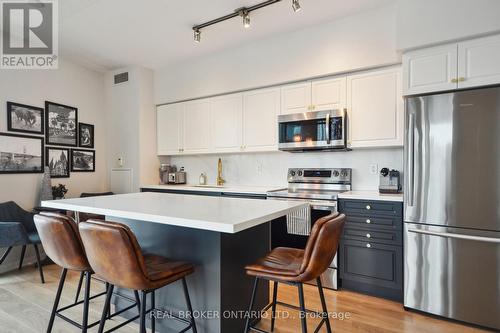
{"left": 114, "top": 72, "right": 129, "bottom": 84}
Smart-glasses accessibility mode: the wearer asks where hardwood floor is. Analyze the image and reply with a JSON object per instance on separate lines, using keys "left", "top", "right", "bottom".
{"left": 0, "top": 264, "right": 489, "bottom": 333}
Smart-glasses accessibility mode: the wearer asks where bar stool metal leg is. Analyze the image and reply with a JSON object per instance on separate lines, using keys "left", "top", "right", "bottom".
{"left": 297, "top": 283, "right": 308, "bottom": 333}
{"left": 98, "top": 284, "right": 114, "bottom": 333}
{"left": 82, "top": 271, "right": 91, "bottom": 333}
{"left": 317, "top": 278, "right": 332, "bottom": 333}
{"left": 134, "top": 290, "right": 141, "bottom": 313}
{"left": 151, "top": 290, "right": 155, "bottom": 333}
{"left": 244, "top": 277, "right": 259, "bottom": 333}
{"left": 75, "top": 272, "right": 85, "bottom": 303}
{"left": 139, "top": 291, "right": 147, "bottom": 333}
{"left": 270, "top": 281, "right": 278, "bottom": 332}
{"left": 182, "top": 277, "right": 197, "bottom": 333}
{"left": 33, "top": 243, "right": 45, "bottom": 283}
{"left": 47, "top": 268, "right": 67, "bottom": 333}
{"left": 18, "top": 245, "right": 26, "bottom": 270}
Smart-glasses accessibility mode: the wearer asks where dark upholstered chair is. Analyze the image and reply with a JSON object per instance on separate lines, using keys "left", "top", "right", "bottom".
{"left": 0, "top": 201, "right": 45, "bottom": 283}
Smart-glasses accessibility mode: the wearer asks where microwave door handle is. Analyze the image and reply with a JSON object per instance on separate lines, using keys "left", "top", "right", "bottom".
{"left": 325, "top": 113, "right": 330, "bottom": 144}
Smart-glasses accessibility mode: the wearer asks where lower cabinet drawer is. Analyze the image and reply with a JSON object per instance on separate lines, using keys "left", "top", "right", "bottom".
{"left": 345, "top": 214, "right": 402, "bottom": 230}
{"left": 339, "top": 239, "right": 402, "bottom": 296}
{"left": 342, "top": 226, "right": 402, "bottom": 246}
{"left": 340, "top": 199, "right": 402, "bottom": 217}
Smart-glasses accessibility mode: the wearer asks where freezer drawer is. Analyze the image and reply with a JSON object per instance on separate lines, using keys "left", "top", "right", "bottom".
{"left": 404, "top": 223, "right": 500, "bottom": 330}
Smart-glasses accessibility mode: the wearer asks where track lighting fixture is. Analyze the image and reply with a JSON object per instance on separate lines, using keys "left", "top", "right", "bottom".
{"left": 192, "top": 0, "right": 304, "bottom": 43}
{"left": 292, "top": 0, "right": 301, "bottom": 12}
{"left": 193, "top": 29, "right": 201, "bottom": 43}
{"left": 240, "top": 10, "right": 251, "bottom": 29}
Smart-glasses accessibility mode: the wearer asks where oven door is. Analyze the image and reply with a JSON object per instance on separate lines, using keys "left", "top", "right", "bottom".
{"left": 278, "top": 109, "right": 346, "bottom": 151}
{"left": 268, "top": 197, "right": 339, "bottom": 289}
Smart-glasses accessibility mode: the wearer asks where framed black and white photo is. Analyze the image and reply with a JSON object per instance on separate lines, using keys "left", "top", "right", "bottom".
{"left": 45, "top": 101, "right": 78, "bottom": 146}
{"left": 71, "top": 149, "right": 95, "bottom": 172}
{"left": 46, "top": 147, "right": 70, "bottom": 178}
{"left": 0, "top": 133, "right": 44, "bottom": 174}
{"left": 7, "top": 102, "right": 44, "bottom": 135}
{"left": 78, "top": 123, "right": 94, "bottom": 148}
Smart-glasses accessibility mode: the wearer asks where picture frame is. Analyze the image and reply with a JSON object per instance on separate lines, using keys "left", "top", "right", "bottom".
{"left": 78, "top": 123, "right": 94, "bottom": 148}
{"left": 46, "top": 147, "right": 70, "bottom": 178}
{"left": 45, "top": 101, "right": 78, "bottom": 146}
{"left": 71, "top": 149, "right": 95, "bottom": 172}
{"left": 0, "top": 133, "right": 44, "bottom": 174}
{"left": 7, "top": 102, "right": 44, "bottom": 135}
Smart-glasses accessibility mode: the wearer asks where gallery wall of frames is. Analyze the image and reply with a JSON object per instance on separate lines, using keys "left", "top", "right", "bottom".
{"left": 1, "top": 101, "right": 96, "bottom": 178}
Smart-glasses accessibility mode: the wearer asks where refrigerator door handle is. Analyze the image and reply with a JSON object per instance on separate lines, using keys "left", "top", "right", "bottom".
{"left": 406, "top": 112, "right": 415, "bottom": 206}
{"left": 408, "top": 228, "right": 500, "bottom": 243}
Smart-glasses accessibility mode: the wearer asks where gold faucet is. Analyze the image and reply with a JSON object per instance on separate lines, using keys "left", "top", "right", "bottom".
{"left": 217, "top": 158, "right": 225, "bottom": 186}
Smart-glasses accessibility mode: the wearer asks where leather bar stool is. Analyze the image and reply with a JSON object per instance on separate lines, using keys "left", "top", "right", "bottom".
{"left": 34, "top": 213, "right": 139, "bottom": 333}
{"left": 78, "top": 219, "right": 197, "bottom": 333}
{"left": 243, "top": 213, "right": 345, "bottom": 333}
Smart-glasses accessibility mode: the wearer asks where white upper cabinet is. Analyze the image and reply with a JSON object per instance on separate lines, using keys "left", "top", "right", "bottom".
{"left": 243, "top": 87, "right": 280, "bottom": 152}
{"left": 458, "top": 34, "right": 500, "bottom": 89}
{"left": 403, "top": 33, "right": 500, "bottom": 95}
{"left": 347, "top": 67, "right": 403, "bottom": 148}
{"left": 311, "top": 77, "right": 347, "bottom": 111}
{"left": 209, "top": 93, "right": 243, "bottom": 152}
{"left": 281, "top": 82, "right": 311, "bottom": 115}
{"left": 157, "top": 103, "right": 183, "bottom": 155}
{"left": 403, "top": 44, "right": 458, "bottom": 95}
{"left": 183, "top": 98, "right": 210, "bottom": 154}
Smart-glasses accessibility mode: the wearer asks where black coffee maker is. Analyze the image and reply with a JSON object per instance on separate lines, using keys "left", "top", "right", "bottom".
{"left": 379, "top": 168, "right": 401, "bottom": 194}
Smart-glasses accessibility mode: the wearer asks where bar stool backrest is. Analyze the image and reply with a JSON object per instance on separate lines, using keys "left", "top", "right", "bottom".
{"left": 34, "top": 213, "right": 90, "bottom": 271}
{"left": 78, "top": 219, "right": 151, "bottom": 290}
{"left": 298, "top": 213, "right": 345, "bottom": 281}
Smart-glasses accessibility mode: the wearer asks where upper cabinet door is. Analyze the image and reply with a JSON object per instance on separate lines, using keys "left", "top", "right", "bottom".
{"left": 347, "top": 67, "right": 403, "bottom": 148}
{"left": 183, "top": 98, "right": 210, "bottom": 153}
{"left": 157, "top": 103, "right": 183, "bottom": 155}
{"left": 281, "top": 82, "right": 311, "bottom": 114}
{"left": 243, "top": 87, "right": 280, "bottom": 152}
{"left": 458, "top": 34, "right": 500, "bottom": 89}
{"left": 311, "top": 76, "right": 347, "bottom": 111}
{"left": 403, "top": 44, "right": 458, "bottom": 95}
{"left": 210, "top": 93, "right": 243, "bottom": 152}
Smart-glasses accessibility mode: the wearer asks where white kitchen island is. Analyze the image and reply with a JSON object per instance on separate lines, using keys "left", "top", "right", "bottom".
{"left": 42, "top": 192, "right": 307, "bottom": 333}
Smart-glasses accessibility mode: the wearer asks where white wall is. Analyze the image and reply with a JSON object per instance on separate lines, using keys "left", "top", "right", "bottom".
{"left": 154, "top": 5, "right": 399, "bottom": 104}
{"left": 167, "top": 149, "right": 402, "bottom": 190}
{"left": 105, "top": 67, "right": 158, "bottom": 192}
{"left": 0, "top": 59, "right": 108, "bottom": 209}
{"left": 396, "top": 0, "right": 500, "bottom": 50}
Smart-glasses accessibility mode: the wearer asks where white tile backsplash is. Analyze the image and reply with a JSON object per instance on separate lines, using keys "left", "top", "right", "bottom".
{"left": 164, "top": 148, "right": 403, "bottom": 191}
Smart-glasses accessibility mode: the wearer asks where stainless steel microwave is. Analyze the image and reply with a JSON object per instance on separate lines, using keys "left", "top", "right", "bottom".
{"left": 278, "top": 109, "right": 347, "bottom": 151}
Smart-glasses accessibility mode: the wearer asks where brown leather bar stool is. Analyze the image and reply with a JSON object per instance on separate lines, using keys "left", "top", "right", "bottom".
{"left": 78, "top": 219, "right": 197, "bottom": 333}
{"left": 243, "top": 213, "right": 345, "bottom": 333}
{"left": 34, "top": 213, "right": 139, "bottom": 333}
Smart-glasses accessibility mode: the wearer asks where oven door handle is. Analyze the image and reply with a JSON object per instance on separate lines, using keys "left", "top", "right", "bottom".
{"left": 325, "top": 113, "right": 331, "bottom": 145}
{"left": 267, "top": 197, "right": 337, "bottom": 212}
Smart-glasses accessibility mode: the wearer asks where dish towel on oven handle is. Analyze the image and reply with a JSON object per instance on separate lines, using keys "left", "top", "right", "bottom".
{"left": 286, "top": 204, "right": 311, "bottom": 236}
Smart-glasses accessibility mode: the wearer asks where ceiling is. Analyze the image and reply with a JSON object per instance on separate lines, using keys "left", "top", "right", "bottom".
{"left": 57, "top": 0, "right": 395, "bottom": 71}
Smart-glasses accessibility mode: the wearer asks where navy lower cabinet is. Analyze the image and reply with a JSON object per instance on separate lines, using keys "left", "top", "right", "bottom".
{"left": 338, "top": 199, "right": 403, "bottom": 302}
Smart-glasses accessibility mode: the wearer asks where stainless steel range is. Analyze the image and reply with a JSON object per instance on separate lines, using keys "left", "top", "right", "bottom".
{"left": 267, "top": 167, "right": 351, "bottom": 289}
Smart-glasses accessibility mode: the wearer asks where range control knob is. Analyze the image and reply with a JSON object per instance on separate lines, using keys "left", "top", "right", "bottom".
{"left": 290, "top": 171, "right": 296, "bottom": 177}
{"left": 333, "top": 170, "right": 340, "bottom": 177}
{"left": 340, "top": 170, "right": 349, "bottom": 177}
{"left": 297, "top": 170, "right": 303, "bottom": 176}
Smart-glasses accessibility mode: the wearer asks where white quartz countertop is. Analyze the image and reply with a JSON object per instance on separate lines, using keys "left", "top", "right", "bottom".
{"left": 41, "top": 192, "right": 306, "bottom": 233}
{"left": 141, "top": 184, "right": 286, "bottom": 196}
{"left": 338, "top": 191, "right": 403, "bottom": 202}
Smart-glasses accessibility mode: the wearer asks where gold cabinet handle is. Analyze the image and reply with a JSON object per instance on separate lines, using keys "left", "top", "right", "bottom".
{"left": 458, "top": 77, "right": 466, "bottom": 82}
{"left": 451, "top": 78, "right": 458, "bottom": 83}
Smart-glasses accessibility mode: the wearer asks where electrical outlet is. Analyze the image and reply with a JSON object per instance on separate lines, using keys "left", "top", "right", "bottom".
{"left": 369, "top": 164, "right": 378, "bottom": 175}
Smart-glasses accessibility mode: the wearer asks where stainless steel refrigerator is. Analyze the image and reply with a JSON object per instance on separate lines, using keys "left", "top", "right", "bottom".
{"left": 404, "top": 86, "right": 500, "bottom": 331}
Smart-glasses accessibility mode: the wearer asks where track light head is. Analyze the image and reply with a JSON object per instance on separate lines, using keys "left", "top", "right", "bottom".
{"left": 193, "top": 29, "right": 201, "bottom": 43}
{"left": 292, "top": 0, "right": 301, "bottom": 12}
{"left": 239, "top": 10, "right": 251, "bottom": 29}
